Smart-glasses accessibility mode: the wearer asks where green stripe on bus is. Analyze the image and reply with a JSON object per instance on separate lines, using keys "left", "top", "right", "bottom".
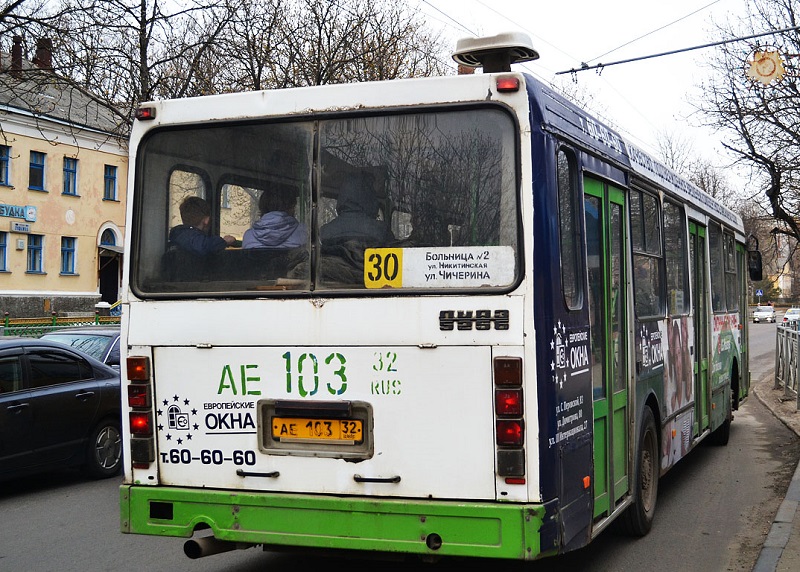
{"left": 121, "top": 485, "right": 550, "bottom": 560}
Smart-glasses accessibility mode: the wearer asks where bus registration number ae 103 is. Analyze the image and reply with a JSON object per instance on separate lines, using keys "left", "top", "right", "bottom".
{"left": 271, "top": 417, "right": 363, "bottom": 444}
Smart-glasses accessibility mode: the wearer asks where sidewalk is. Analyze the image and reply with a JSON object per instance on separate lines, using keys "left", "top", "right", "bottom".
{"left": 751, "top": 370, "right": 800, "bottom": 572}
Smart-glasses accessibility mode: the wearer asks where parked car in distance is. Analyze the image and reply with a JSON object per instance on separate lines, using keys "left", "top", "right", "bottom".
{"left": 40, "top": 325, "right": 120, "bottom": 368}
{"left": 753, "top": 305, "right": 776, "bottom": 323}
{"left": 783, "top": 308, "right": 800, "bottom": 325}
{"left": 0, "top": 337, "right": 121, "bottom": 482}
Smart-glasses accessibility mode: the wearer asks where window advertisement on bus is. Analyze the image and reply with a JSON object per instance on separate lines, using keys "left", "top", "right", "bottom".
{"left": 131, "top": 108, "right": 519, "bottom": 297}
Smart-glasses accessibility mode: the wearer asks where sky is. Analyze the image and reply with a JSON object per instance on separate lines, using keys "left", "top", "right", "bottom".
{"left": 417, "top": 0, "right": 757, "bottom": 188}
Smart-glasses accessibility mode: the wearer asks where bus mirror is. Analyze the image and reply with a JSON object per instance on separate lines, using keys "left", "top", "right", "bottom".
{"left": 748, "top": 250, "right": 763, "bottom": 282}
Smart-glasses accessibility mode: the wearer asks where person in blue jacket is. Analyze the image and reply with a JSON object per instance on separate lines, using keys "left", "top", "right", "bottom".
{"left": 242, "top": 185, "right": 306, "bottom": 249}
{"left": 169, "top": 196, "right": 236, "bottom": 255}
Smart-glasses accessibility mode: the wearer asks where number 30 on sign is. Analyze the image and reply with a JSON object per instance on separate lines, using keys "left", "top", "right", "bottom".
{"left": 364, "top": 248, "right": 403, "bottom": 288}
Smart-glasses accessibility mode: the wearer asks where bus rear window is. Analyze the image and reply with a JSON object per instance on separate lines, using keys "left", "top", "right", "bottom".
{"left": 131, "top": 108, "right": 519, "bottom": 296}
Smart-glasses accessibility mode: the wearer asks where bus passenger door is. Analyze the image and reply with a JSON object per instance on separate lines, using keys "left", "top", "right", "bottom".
{"left": 689, "top": 222, "right": 709, "bottom": 435}
{"left": 584, "top": 178, "right": 628, "bottom": 519}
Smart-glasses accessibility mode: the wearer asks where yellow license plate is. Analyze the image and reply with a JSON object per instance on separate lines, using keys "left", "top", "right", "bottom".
{"left": 271, "top": 417, "right": 363, "bottom": 443}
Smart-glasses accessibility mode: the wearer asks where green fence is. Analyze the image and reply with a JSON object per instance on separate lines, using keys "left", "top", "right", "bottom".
{"left": 2, "top": 312, "right": 121, "bottom": 338}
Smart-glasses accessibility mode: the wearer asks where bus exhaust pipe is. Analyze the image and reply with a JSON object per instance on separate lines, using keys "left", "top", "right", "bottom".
{"left": 184, "top": 536, "right": 240, "bottom": 559}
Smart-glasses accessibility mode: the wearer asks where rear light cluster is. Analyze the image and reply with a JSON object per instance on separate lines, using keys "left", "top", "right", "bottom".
{"left": 494, "top": 357, "right": 525, "bottom": 483}
{"left": 127, "top": 356, "right": 155, "bottom": 469}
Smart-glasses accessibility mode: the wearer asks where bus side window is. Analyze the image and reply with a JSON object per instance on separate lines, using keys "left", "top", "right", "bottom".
{"left": 723, "top": 231, "right": 739, "bottom": 311}
{"left": 664, "top": 200, "right": 689, "bottom": 316}
{"left": 708, "top": 222, "right": 726, "bottom": 312}
{"left": 631, "top": 189, "right": 665, "bottom": 318}
{"left": 557, "top": 148, "right": 583, "bottom": 310}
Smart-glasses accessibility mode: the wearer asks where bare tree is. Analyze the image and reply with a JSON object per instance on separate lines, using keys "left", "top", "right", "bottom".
{"left": 3, "top": 0, "right": 450, "bottom": 138}
{"left": 191, "top": 0, "right": 450, "bottom": 92}
{"left": 700, "top": 0, "right": 800, "bottom": 242}
{"left": 656, "top": 129, "right": 694, "bottom": 174}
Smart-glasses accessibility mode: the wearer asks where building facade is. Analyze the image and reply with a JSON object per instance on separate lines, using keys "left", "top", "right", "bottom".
{"left": 1, "top": 37, "right": 128, "bottom": 317}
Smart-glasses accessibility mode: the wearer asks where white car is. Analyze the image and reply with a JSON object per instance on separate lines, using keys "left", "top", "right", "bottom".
{"left": 753, "top": 306, "right": 776, "bottom": 323}
{"left": 783, "top": 308, "right": 800, "bottom": 325}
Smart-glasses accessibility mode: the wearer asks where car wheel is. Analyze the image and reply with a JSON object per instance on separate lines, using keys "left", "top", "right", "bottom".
{"left": 85, "top": 420, "right": 122, "bottom": 478}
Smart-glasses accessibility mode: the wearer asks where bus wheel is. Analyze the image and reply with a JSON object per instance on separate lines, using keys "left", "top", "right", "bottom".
{"left": 618, "top": 407, "right": 659, "bottom": 536}
{"left": 707, "top": 396, "right": 732, "bottom": 447}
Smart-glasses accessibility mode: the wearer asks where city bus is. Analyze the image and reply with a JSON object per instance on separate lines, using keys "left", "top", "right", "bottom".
{"left": 119, "top": 32, "right": 762, "bottom": 561}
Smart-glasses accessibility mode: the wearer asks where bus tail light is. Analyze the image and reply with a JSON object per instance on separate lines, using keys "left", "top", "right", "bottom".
{"left": 130, "top": 411, "right": 153, "bottom": 436}
{"left": 495, "top": 76, "right": 521, "bottom": 93}
{"left": 496, "top": 420, "right": 524, "bottom": 445}
{"left": 496, "top": 389, "right": 523, "bottom": 416}
{"left": 127, "top": 356, "right": 151, "bottom": 381}
{"left": 494, "top": 356, "right": 525, "bottom": 480}
{"left": 127, "top": 355, "right": 156, "bottom": 467}
{"left": 127, "top": 384, "right": 151, "bottom": 408}
{"left": 494, "top": 357, "right": 522, "bottom": 386}
{"left": 135, "top": 106, "right": 156, "bottom": 120}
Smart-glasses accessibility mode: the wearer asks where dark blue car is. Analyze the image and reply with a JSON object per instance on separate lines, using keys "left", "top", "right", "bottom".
{"left": 0, "top": 337, "right": 121, "bottom": 481}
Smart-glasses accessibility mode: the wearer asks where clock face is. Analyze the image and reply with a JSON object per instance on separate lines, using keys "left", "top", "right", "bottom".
{"left": 25, "top": 206, "right": 37, "bottom": 222}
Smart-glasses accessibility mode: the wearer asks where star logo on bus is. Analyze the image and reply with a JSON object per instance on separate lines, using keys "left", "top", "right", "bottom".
{"left": 157, "top": 393, "right": 197, "bottom": 442}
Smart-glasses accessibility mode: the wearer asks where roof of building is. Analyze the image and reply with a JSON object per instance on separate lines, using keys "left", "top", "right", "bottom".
{"left": 0, "top": 48, "right": 129, "bottom": 137}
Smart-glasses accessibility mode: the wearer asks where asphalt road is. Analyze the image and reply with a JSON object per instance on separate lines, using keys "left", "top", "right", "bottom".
{"left": 1, "top": 324, "right": 796, "bottom": 572}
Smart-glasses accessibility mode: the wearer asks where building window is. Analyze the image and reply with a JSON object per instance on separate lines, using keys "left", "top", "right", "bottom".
{"left": 100, "top": 229, "right": 116, "bottom": 246}
{"left": 29, "top": 151, "right": 46, "bottom": 191}
{"left": 61, "top": 236, "right": 76, "bottom": 274}
{"left": 104, "top": 165, "right": 117, "bottom": 200}
{"left": 63, "top": 157, "right": 78, "bottom": 195}
{"left": 0, "top": 145, "right": 9, "bottom": 186}
{"left": 0, "top": 232, "right": 7, "bottom": 271}
{"left": 221, "top": 186, "right": 230, "bottom": 209}
{"left": 27, "top": 234, "right": 44, "bottom": 272}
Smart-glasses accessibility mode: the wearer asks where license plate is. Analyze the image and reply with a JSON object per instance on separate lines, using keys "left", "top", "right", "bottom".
{"left": 271, "top": 417, "right": 363, "bottom": 444}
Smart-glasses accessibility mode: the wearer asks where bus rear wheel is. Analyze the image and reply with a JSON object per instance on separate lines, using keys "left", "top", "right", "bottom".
{"left": 618, "top": 407, "right": 659, "bottom": 536}
{"left": 707, "top": 393, "right": 732, "bottom": 446}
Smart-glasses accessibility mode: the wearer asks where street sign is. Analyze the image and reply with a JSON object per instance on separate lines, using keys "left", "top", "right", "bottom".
{"left": 756, "top": 289, "right": 764, "bottom": 297}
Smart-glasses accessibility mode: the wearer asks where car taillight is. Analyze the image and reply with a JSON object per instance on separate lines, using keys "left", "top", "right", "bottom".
{"left": 494, "top": 356, "right": 525, "bottom": 482}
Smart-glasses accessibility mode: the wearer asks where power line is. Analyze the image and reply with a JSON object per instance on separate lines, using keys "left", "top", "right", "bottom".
{"left": 419, "top": 0, "right": 476, "bottom": 37}
{"left": 586, "top": 0, "right": 722, "bottom": 64}
{"left": 557, "top": 24, "right": 800, "bottom": 75}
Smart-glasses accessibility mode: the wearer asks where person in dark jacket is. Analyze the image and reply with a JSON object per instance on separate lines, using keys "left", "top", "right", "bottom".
{"left": 242, "top": 186, "right": 306, "bottom": 249}
{"left": 168, "top": 196, "right": 236, "bottom": 256}
{"left": 320, "top": 177, "right": 393, "bottom": 247}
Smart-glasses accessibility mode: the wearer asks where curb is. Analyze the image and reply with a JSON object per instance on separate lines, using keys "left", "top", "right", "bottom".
{"left": 752, "top": 374, "right": 800, "bottom": 572}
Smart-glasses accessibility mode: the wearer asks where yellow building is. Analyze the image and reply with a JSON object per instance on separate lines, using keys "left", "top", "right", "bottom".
{"left": 1, "top": 38, "right": 128, "bottom": 317}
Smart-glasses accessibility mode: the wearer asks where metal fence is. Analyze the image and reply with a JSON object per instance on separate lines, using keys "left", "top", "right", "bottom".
{"left": 1, "top": 313, "right": 121, "bottom": 338}
{"left": 774, "top": 324, "right": 800, "bottom": 410}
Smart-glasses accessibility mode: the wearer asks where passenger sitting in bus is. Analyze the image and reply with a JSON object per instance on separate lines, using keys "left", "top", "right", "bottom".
{"left": 242, "top": 185, "right": 306, "bottom": 249}
{"left": 320, "top": 176, "right": 393, "bottom": 247}
{"left": 169, "top": 196, "right": 237, "bottom": 256}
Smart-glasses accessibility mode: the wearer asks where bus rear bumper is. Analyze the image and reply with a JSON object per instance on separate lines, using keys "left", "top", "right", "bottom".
{"left": 120, "top": 485, "right": 552, "bottom": 560}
